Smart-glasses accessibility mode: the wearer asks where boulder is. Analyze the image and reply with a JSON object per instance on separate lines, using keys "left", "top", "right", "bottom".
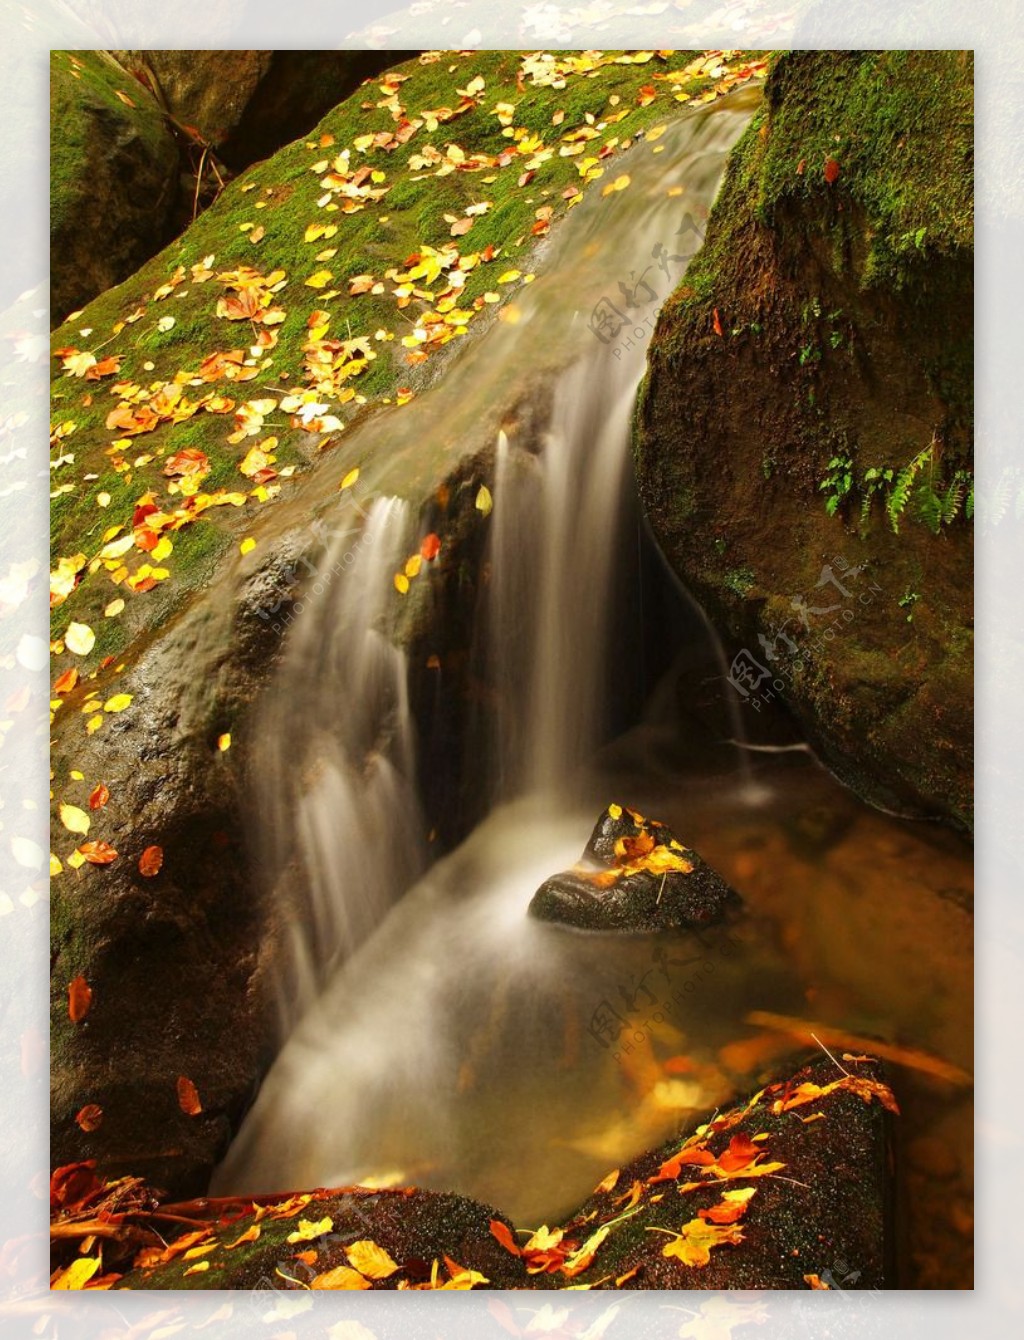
{"left": 634, "top": 51, "right": 973, "bottom": 830}
{"left": 529, "top": 804, "right": 742, "bottom": 932}
{"left": 50, "top": 50, "right": 179, "bottom": 324}
{"left": 111, "top": 50, "right": 419, "bottom": 169}
{"left": 528, "top": 1054, "right": 896, "bottom": 1289}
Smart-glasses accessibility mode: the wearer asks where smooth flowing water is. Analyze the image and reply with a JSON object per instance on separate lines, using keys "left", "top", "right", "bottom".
{"left": 215, "top": 94, "right": 972, "bottom": 1284}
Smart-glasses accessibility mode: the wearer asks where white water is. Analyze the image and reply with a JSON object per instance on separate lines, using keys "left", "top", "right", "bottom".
{"left": 215, "top": 98, "right": 768, "bottom": 1217}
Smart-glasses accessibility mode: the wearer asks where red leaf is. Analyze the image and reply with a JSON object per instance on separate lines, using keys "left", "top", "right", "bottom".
{"left": 138, "top": 845, "right": 164, "bottom": 877}
{"left": 823, "top": 156, "right": 840, "bottom": 184}
{"left": 50, "top": 1161, "right": 100, "bottom": 1211}
{"left": 177, "top": 1076, "right": 202, "bottom": 1116}
{"left": 163, "top": 448, "right": 210, "bottom": 478}
{"left": 88, "top": 783, "right": 109, "bottom": 811}
{"left": 712, "top": 308, "right": 724, "bottom": 337}
{"left": 75, "top": 1104, "right": 104, "bottom": 1133}
{"left": 489, "top": 1219, "right": 522, "bottom": 1256}
{"left": 420, "top": 533, "right": 442, "bottom": 561}
{"left": 77, "top": 841, "right": 118, "bottom": 865}
{"left": 68, "top": 975, "right": 93, "bottom": 1023}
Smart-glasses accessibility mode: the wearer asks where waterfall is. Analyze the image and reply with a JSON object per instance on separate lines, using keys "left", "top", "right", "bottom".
{"left": 215, "top": 97, "right": 764, "bottom": 1211}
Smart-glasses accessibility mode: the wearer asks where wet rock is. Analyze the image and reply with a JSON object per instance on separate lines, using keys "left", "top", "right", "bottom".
{"left": 112, "top": 1186, "right": 527, "bottom": 1291}
{"left": 528, "top": 804, "right": 742, "bottom": 932}
{"left": 542, "top": 1054, "right": 896, "bottom": 1289}
{"left": 50, "top": 50, "right": 179, "bottom": 324}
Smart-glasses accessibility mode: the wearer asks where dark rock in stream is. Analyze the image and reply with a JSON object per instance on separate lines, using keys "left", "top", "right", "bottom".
{"left": 529, "top": 804, "right": 742, "bottom": 932}
{"left": 541, "top": 1054, "right": 897, "bottom": 1290}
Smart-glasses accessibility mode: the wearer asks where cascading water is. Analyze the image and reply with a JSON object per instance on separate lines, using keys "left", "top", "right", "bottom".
{"left": 214, "top": 92, "right": 972, "bottom": 1232}
{"left": 214, "top": 98, "right": 775, "bottom": 1217}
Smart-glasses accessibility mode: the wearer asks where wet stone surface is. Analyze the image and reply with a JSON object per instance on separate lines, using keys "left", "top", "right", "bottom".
{"left": 529, "top": 804, "right": 743, "bottom": 933}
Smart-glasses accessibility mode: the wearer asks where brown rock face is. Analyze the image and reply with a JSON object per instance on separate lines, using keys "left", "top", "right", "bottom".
{"left": 635, "top": 52, "right": 973, "bottom": 830}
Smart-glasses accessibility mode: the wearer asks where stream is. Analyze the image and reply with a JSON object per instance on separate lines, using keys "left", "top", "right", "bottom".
{"left": 211, "top": 92, "right": 973, "bottom": 1288}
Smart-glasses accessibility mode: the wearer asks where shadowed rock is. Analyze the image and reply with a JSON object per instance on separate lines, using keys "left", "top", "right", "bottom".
{"left": 528, "top": 804, "right": 742, "bottom": 932}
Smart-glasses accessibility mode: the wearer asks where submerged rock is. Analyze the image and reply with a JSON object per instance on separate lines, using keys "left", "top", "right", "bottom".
{"left": 528, "top": 804, "right": 741, "bottom": 932}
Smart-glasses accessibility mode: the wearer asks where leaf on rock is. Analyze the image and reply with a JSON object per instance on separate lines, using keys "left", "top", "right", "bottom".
{"left": 420, "top": 533, "right": 441, "bottom": 561}
{"left": 655, "top": 1216, "right": 746, "bottom": 1269}
{"left": 88, "top": 784, "right": 109, "bottom": 811}
{"left": 75, "top": 1104, "right": 103, "bottom": 1133}
{"left": 287, "top": 1216, "right": 334, "bottom": 1244}
{"left": 345, "top": 1239, "right": 399, "bottom": 1279}
{"left": 68, "top": 975, "right": 93, "bottom": 1023}
{"left": 59, "top": 803, "right": 91, "bottom": 836}
{"left": 489, "top": 1219, "right": 522, "bottom": 1256}
{"left": 475, "top": 485, "right": 493, "bottom": 516}
{"left": 311, "top": 1265, "right": 371, "bottom": 1290}
{"left": 138, "top": 845, "right": 163, "bottom": 877}
{"left": 177, "top": 1075, "right": 202, "bottom": 1116}
{"left": 77, "top": 841, "right": 118, "bottom": 865}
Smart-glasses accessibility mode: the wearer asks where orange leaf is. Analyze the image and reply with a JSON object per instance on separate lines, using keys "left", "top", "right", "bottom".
{"left": 68, "top": 975, "right": 93, "bottom": 1023}
{"left": 77, "top": 841, "right": 118, "bottom": 865}
{"left": 823, "top": 156, "right": 840, "bottom": 184}
{"left": 164, "top": 448, "right": 210, "bottom": 478}
{"left": 88, "top": 783, "right": 109, "bottom": 811}
{"left": 712, "top": 307, "right": 724, "bottom": 337}
{"left": 75, "top": 1104, "right": 103, "bottom": 1133}
{"left": 138, "top": 845, "right": 163, "bottom": 877}
{"left": 177, "top": 1076, "right": 202, "bottom": 1116}
{"left": 420, "top": 533, "right": 442, "bottom": 561}
{"left": 54, "top": 668, "right": 79, "bottom": 695}
{"left": 489, "top": 1219, "right": 521, "bottom": 1256}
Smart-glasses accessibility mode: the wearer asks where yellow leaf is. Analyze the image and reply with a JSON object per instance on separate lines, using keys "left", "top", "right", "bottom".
{"left": 184, "top": 1261, "right": 210, "bottom": 1276}
{"left": 305, "top": 270, "right": 334, "bottom": 289}
{"left": 602, "top": 174, "right": 631, "bottom": 196}
{"left": 86, "top": 714, "right": 103, "bottom": 735}
{"left": 103, "top": 694, "right": 132, "bottom": 713}
{"left": 404, "top": 554, "right": 422, "bottom": 578}
{"left": 152, "top": 536, "right": 173, "bottom": 562}
{"left": 50, "top": 853, "right": 64, "bottom": 876}
{"left": 67, "top": 849, "right": 87, "bottom": 869}
{"left": 286, "top": 1216, "right": 333, "bottom": 1244}
{"left": 104, "top": 598, "right": 125, "bottom": 618}
{"left": 217, "top": 733, "right": 231, "bottom": 752}
{"left": 655, "top": 1216, "right": 745, "bottom": 1269}
{"left": 340, "top": 467, "right": 360, "bottom": 490}
{"left": 240, "top": 538, "right": 256, "bottom": 555}
{"left": 394, "top": 572, "right": 410, "bottom": 595}
{"left": 311, "top": 1265, "right": 371, "bottom": 1290}
{"left": 345, "top": 1239, "right": 399, "bottom": 1280}
{"left": 475, "top": 485, "right": 493, "bottom": 516}
{"left": 497, "top": 270, "right": 521, "bottom": 284}
{"left": 65, "top": 622, "right": 95, "bottom": 656}
{"left": 59, "top": 803, "right": 90, "bottom": 836}
{"left": 52, "top": 1256, "right": 100, "bottom": 1290}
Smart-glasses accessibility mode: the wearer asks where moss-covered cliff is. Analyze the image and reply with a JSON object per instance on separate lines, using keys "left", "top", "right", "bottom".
{"left": 636, "top": 50, "right": 973, "bottom": 829}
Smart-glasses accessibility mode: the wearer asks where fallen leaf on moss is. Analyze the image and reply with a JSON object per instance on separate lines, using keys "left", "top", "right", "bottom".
{"left": 65, "top": 622, "right": 95, "bottom": 656}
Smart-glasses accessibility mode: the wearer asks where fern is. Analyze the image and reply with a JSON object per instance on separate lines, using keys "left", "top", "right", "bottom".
{"left": 887, "top": 448, "right": 929, "bottom": 533}
{"left": 916, "top": 482, "right": 943, "bottom": 535}
{"left": 941, "top": 478, "right": 965, "bottom": 527}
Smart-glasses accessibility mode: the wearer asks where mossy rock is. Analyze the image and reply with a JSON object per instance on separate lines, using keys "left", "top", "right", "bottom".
{"left": 51, "top": 51, "right": 180, "bottom": 325}
{"left": 635, "top": 50, "right": 973, "bottom": 830}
